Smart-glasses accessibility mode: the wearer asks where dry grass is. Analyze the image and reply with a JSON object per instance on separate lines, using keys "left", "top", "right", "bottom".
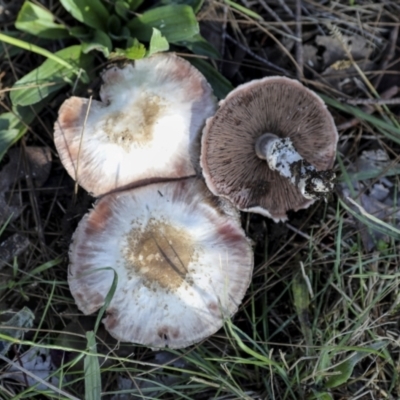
{"left": 1, "top": 0, "right": 400, "bottom": 399}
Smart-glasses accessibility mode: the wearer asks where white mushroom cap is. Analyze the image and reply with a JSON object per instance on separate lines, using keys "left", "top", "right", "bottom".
{"left": 54, "top": 53, "right": 216, "bottom": 197}
{"left": 68, "top": 178, "right": 253, "bottom": 348}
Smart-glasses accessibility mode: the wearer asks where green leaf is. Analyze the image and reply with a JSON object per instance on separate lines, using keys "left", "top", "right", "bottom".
{"left": 10, "top": 45, "right": 93, "bottom": 107}
{"left": 60, "top": 0, "right": 110, "bottom": 30}
{"left": 146, "top": 28, "right": 169, "bottom": 57}
{"left": 114, "top": 0, "right": 130, "bottom": 20}
{"left": 0, "top": 127, "right": 22, "bottom": 162}
{"left": 84, "top": 331, "right": 101, "bottom": 400}
{"left": 177, "top": 33, "right": 220, "bottom": 59}
{"left": 292, "top": 273, "right": 314, "bottom": 355}
{"left": 15, "top": 1, "right": 69, "bottom": 39}
{"left": 107, "top": 15, "right": 131, "bottom": 40}
{"left": 325, "top": 341, "right": 387, "bottom": 388}
{"left": 0, "top": 98, "right": 50, "bottom": 162}
{"left": 69, "top": 25, "right": 93, "bottom": 39}
{"left": 127, "top": 5, "right": 199, "bottom": 43}
{"left": 159, "top": 0, "right": 204, "bottom": 14}
{"left": 125, "top": 0, "right": 144, "bottom": 11}
{"left": 187, "top": 57, "right": 233, "bottom": 99}
{"left": 109, "top": 37, "right": 146, "bottom": 60}
{"left": 82, "top": 29, "right": 112, "bottom": 57}
{"left": 310, "top": 391, "right": 334, "bottom": 400}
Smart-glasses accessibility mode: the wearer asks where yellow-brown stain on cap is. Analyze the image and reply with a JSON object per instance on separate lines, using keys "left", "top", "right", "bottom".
{"left": 124, "top": 218, "right": 196, "bottom": 290}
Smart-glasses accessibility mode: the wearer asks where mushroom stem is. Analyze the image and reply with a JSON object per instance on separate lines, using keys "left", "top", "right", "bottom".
{"left": 255, "top": 133, "right": 335, "bottom": 200}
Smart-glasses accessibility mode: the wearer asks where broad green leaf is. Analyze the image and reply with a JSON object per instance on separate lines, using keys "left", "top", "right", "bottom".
{"left": 292, "top": 273, "right": 314, "bottom": 355}
{"left": 0, "top": 98, "right": 49, "bottom": 162}
{"left": 107, "top": 15, "right": 131, "bottom": 40}
{"left": 188, "top": 57, "right": 233, "bottom": 99}
{"left": 125, "top": 0, "right": 144, "bottom": 11}
{"left": 115, "top": 0, "right": 130, "bottom": 20}
{"left": 84, "top": 331, "right": 101, "bottom": 400}
{"left": 128, "top": 5, "right": 199, "bottom": 43}
{"left": 0, "top": 128, "right": 22, "bottom": 162}
{"left": 60, "top": 0, "right": 110, "bottom": 31}
{"left": 310, "top": 391, "right": 334, "bottom": 400}
{"left": 325, "top": 341, "right": 387, "bottom": 388}
{"left": 109, "top": 38, "right": 146, "bottom": 60}
{"left": 82, "top": 29, "right": 112, "bottom": 57}
{"left": 146, "top": 28, "right": 169, "bottom": 57}
{"left": 10, "top": 45, "right": 93, "bottom": 107}
{"left": 69, "top": 26, "right": 92, "bottom": 39}
{"left": 159, "top": 0, "right": 204, "bottom": 14}
{"left": 16, "top": 1, "right": 69, "bottom": 39}
{"left": 177, "top": 33, "right": 220, "bottom": 59}
{"left": 0, "top": 307, "right": 34, "bottom": 355}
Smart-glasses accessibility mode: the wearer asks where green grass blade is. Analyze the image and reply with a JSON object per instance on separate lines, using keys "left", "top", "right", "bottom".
{"left": 320, "top": 94, "right": 400, "bottom": 144}
{"left": 0, "top": 32, "right": 78, "bottom": 70}
{"left": 84, "top": 331, "right": 101, "bottom": 400}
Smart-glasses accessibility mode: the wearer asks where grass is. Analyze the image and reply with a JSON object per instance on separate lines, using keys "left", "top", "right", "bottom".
{"left": 1, "top": 0, "right": 400, "bottom": 399}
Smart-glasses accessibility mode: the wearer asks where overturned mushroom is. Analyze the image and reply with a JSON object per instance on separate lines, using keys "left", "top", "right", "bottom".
{"left": 54, "top": 53, "right": 216, "bottom": 197}
{"left": 201, "top": 76, "right": 338, "bottom": 221}
{"left": 69, "top": 178, "right": 253, "bottom": 348}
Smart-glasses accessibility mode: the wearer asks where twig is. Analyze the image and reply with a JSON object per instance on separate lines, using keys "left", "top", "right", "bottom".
{"left": 341, "top": 93, "right": 400, "bottom": 106}
{"left": 276, "top": 0, "right": 294, "bottom": 18}
{"left": 225, "top": 33, "right": 290, "bottom": 75}
{"left": 258, "top": 0, "right": 293, "bottom": 35}
{"left": 295, "top": 0, "right": 303, "bottom": 80}
{"left": 337, "top": 86, "right": 399, "bottom": 131}
{"left": 374, "top": 23, "right": 399, "bottom": 89}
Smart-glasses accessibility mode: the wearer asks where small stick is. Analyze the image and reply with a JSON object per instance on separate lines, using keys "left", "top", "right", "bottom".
{"left": 225, "top": 33, "right": 290, "bottom": 75}
{"left": 342, "top": 96, "right": 400, "bottom": 106}
{"left": 374, "top": 24, "right": 399, "bottom": 89}
{"left": 337, "top": 86, "right": 399, "bottom": 131}
{"left": 259, "top": 0, "right": 294, "bottom": 35}
{"left": 295, "top": 0, "right": 304, "bottom": 80}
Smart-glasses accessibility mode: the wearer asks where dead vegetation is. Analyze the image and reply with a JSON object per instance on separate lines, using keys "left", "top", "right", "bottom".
{"left": 1, "top": 0, "right": 400, "bottom": 399}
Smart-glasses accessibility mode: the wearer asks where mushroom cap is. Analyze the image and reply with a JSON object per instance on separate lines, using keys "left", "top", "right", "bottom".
{"left": 54, "top": 53, "right": 216, "bottom": 197}
{"left": 68, "top": 178, "right": 253, "bottom": 348}
{"left": 200, "top": 76, "right": 338, "bottom": 222}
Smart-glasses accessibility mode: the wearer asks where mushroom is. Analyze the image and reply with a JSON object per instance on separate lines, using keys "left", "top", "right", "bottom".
{"left": 201, "top": 76, "right": 338, "bottom": 222}
{"left": 68, "top": 178, "right": 253, "bottom": 348}
{"left": 54, "top": 53, "right": 216, "bottom": 197}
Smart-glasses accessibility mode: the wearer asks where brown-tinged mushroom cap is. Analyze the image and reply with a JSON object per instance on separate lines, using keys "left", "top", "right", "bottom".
{"left": 54, "top": 53, "right": 216, "bottom": 197}
{"left": 201, "top": 76, "right": 338, "bottom": 222}
{"left": 68, "top": 178, "right": 253, "bottom": 348}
